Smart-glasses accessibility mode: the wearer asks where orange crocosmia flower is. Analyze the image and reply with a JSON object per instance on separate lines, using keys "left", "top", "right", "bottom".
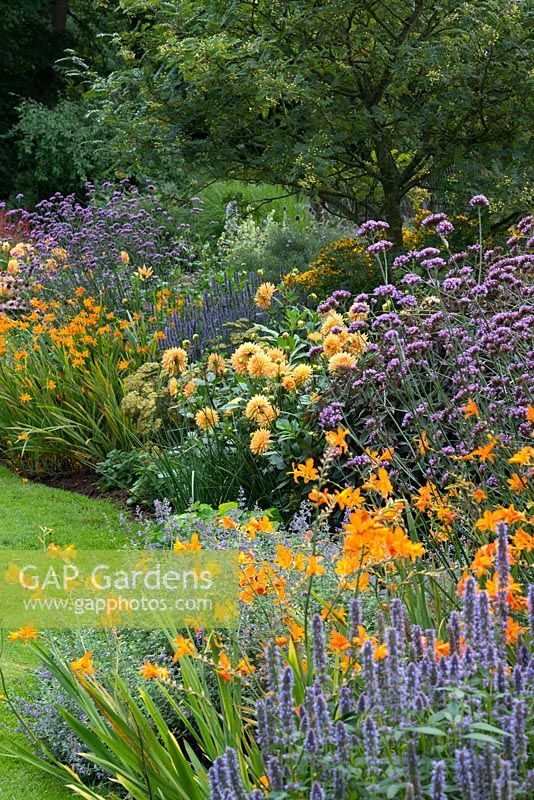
{"left": 294, "top": 552, "right": 305, "bottom": 572}
{"left": 244, "top": 515, "right": 274, "bottom": 538}
{"left": 173, "top": 533, "right": 202, "bottom": 551}
{"left": 236, "top": 656, "right": 256, "bottom": 676}
{"left": 460, "top": 397, "right": 480, "bottom": 418}
{"left": 291, "top": 458, "right": 319, "bottom": 484}
{"left": 140, "top": 661, "right": 170, "bottom": 680}
{"left": 526, "top": 405, "right": 534, "bottom": 423}
{"left": 471, "top": 487, "right": 487, "bottom": 504}
{"left": 335, "top": 486, "right": 364, "bottom": 510}
{"left": 513, "top": 527, "right": 534, "bottom": 552}
{"left": 470, "top": 543, "right": 496, "bottom": 576}
{"left": 505, "top": 617, "right": 525, "bottom": 645}
{"left": 351, "top": 624, "right": 367, "bottom": 647}
{"left": 507, "top": 472, "right": 528, "bottom": 494}
{"left": 329, "top": 631, "right": 351, "bottom": 652}
{"left": 220, "top": 516, "right": 237, "bottom": 529}
{"left": 306, "top": 555, "right": 326, "bottom": 577}
{"left": 8, "top": 626, "right": 39, "bottom": 643}
{"left": 413, "top": 482, "right": 437, "bottom": 513}
{"left": 325, "top": 427, "right": 349, "bottom": 454}
{"left": 321, "top": 604, "right": 347, "bottom": 623}
{"left": 71, "top": 651, "right": 95, "bottom": 676}
{"left": 434, "top": 641, "right": 450, "bottom": 659}
{"left": 475, "top": 509, "right": 503, "bottom": 532}
{"left": 417, "top": 430, "right": 430, "bottom": 455}
{"left": 470, "top": 436, "right": 499, "bottom": 463}
{"left": 362, "top": 467, "right": 393, "bottom": 498}
{"left": 308, "top": 487, "right": 333, "bottom": 506}
{"left": 172, "top": 635, "right": 196, "bottom": 661}
{"left": 285, "top": 618, "right": 305, "bottom": 641}
{"left": 508, "top": 446, "right": 534, "bottom": 466}
{"left": 484, "top": 574, "right": 523, "bottom": 602}
{"left": 436, "top": 505, "right": 456, "bottom": 525}
{"left": 216, "top": 651, "right": 233, "bottom": 682}
{"left": 275, "top": 543, "right": 294, "bottom": 569}
{"left": 373, "top": 643, "right": 388, "bottom": 660}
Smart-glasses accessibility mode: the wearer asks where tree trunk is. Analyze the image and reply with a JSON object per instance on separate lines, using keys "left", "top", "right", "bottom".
{"left": 52, "top": 0, "right": 68, "bottom": 33}
{"left": 380, "top": 186, "right": 404, "bottom": 248}
{"left": 374, "top": 134, "right": 404, "bottom": 247}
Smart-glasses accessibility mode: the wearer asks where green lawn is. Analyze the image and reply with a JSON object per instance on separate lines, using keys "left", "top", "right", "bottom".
{"left": 0, "top": 466, "right": 126, "bottom": 799}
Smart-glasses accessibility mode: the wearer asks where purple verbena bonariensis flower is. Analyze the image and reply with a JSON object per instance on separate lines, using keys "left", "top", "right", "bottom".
{"left": 367, "top": 240, "right": 394, "bottom": 254}
{"left": 469, "top": 194, "right": 490, "bottom": 207}
{"left": 357, "top": 219, "right": 390, "bottom": 237}
{"left": 421, "top": 213, "right": 447, "bottom": 227}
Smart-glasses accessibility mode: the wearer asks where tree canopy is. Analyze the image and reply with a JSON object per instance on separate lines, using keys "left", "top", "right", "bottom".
{"left": 91, "top": 0, "right": 534, "bottom": 240}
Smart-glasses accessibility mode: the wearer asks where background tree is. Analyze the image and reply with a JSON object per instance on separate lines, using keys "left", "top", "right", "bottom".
{"left": 0, "top": 0, "right": 125, "bottom": 204}
{"left": 93, "top": 0, "right": 533, "bottom": 240}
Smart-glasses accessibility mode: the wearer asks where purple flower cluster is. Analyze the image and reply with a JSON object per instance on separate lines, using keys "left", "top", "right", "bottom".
{"left": 162, "top": 272, "right": 265, "bottom": 358}
{"left": 317, "top": 220, "right": 534, "bottom": 489}
{"left": 212, "top": 580, "right": 533, "bottom": 799}
{"left": 5, "top": 181, "right": 198, "bottom": 311}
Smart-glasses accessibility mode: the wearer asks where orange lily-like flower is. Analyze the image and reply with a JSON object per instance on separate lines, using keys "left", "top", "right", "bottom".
{"left": 172, "top": 635, "right": 196, "bottom": 661}
{"left": 215, "top": 651, "right": 233, "bottom": 682}
{"left": 462, "top": 435, "right": 499, "bottom": 464}
{"left": 329, "top": 631, "right": 351, "bottom": 653}
{"left": 290, "top": 458, "right": 319, "bottom": 484}
{"left": 306, "top": 555, "right": 326, "bottom": 577}
{"left": 71, "top": 651, "right": 95, "bottom": 676}
{"left": 460, "top": 397, "right": 480, "bottom": 418}
{"left": 507, "top": 472, "right": 528, "bottom": 494}
{"left": 8, "top": 626, "right": 39, "bottom": 643}
{"left": 325, "top": 427, "right": 350, "bottom": 454}
{"left": 173, "top": 532, "right": 202, "bottom": 551}
{"left": 140, "top": 660, "right": 170, "bottom": 680}
{"left": 362, "top": 467, "right": 393, "bottom": 498}
{"left": 508, "top": 446, "right": 534, "bottom": 466}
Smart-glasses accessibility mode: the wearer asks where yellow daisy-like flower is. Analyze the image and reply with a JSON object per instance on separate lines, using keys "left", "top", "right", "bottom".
{"left": 292, "top": 364, "right": 312, "bottom": 385}
{"left": 195, "top": 407, "right": 220, "bottom": 430}
{"left": 348, "top": 332, "right": 368, "bottom": 356}
{"left": 135, "top": 265, "right": 154, "bottom": 281}
{"left": 230, "top": 342, "right": 260, "bottom": 374}
{"left": 328, "top": 352, "right": 357, "bottom": 372}
{"left": 183, "top": 379, "right": 197, "bottom": 398}
{"left": 161, "top": 347, "right": 188, "bottom": 375}
{"left": 322, "top": 332, "right": 344, "bottom": 357}
{"left": 120, "top": 250, "right": 130, "bottom": 264}
{"left": 245, "top": 395, "right": 277, "bottom": 426}
{"left": 207, "top": 353, "right": 226, "bottom": 375}
{"left": 281, "top": 374, "right": 297, "bottom": 392}
{"left": 254, "top": 282, "right": 277, "bottom": 309}
{"left": 247, "top": 351, "right": 276, "bottom": 380}
{"left": 19, "top": 393, "right": 32, "bottom": 404}
{"left": 250, "top": 428, "right": 272, "bottom": 455}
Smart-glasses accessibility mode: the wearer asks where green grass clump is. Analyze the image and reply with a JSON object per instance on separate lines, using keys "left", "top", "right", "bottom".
{"left": 0, "top": 466, "right": 126, "bottom": 798}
